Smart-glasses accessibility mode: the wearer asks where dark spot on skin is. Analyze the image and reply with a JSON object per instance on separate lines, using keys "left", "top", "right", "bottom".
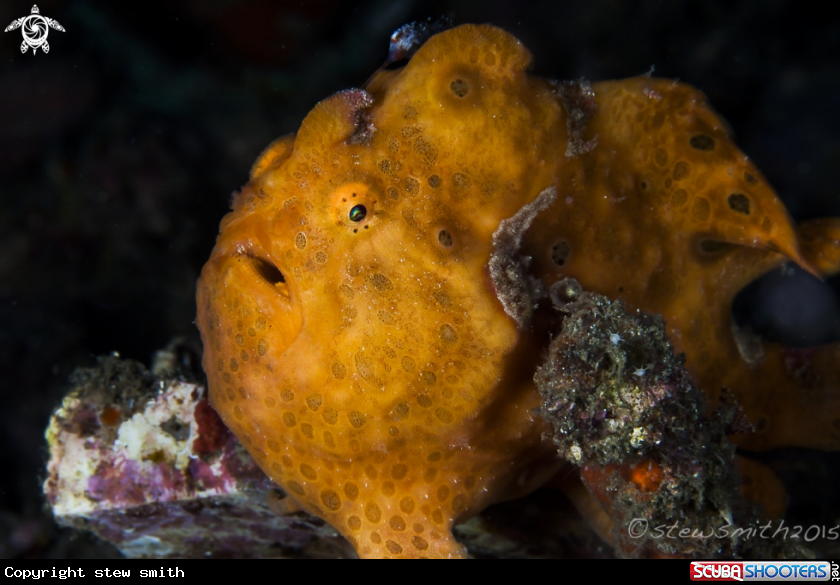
{"left": 452, "top": 172, "right": 471, "bottom": 190}
{"left": 438, "top": 230, "right": 453, "bottom": 247}
{"left": 728, "top": 193, "right": 751, "bottom": 215}
{"left": 689, "top": 135, "right": 715, "bottom": 151}
{"left": 450, "top": 79, "right": 469, "bottom": 97}
{"left": 428, "top": 175, "right": 441, "bottom": 188}
{"left": 404, "top": 177, "right": 420, "bottom": 197}
{"left": 744, "top": 172, "right": 757, "bottom": 185}
{"left": 414, "top": 137, "right": 437, "bottom": 165}
{"left": 673, "top": 162, "right": 689, "bottom": 180}
{"left": 654, "top": 148, "right": 668, "bottom": 166}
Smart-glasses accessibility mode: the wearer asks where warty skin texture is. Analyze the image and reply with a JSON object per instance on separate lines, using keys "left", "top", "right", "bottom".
{"left": 196, "top": 24, "right": 840, "bottom": 558}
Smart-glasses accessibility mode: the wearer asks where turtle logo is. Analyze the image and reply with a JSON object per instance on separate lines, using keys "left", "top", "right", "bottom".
{"left": 5, "top": 5, "right": 65, "bottom": 55}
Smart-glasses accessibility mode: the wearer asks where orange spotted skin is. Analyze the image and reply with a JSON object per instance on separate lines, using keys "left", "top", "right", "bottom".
{"left": 527, "top": 77, "right": 840, "bottom": 451}
{"left": 196, "top": 24, "right": 840, "bottom": 557}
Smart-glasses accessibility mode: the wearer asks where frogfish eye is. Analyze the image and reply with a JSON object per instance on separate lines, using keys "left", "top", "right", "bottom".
{"left": 349, "top": 204, "right": 367, "bottom": 222}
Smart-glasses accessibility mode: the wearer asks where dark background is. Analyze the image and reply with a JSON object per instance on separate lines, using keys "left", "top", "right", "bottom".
{"left": 1, "top": 0, "right": 839, "bottom": 558}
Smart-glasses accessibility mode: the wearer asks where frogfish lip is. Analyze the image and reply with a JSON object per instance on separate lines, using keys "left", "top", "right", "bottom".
{"left": 196, "top": 214, "right": 303, "bottom": 358}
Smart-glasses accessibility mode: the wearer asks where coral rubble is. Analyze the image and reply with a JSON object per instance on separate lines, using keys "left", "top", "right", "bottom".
{"left": 536, "top": 284, "right": 809, "bottom": 558}
{"left": 44, "top": 355, "right": 353, "bottom": 559}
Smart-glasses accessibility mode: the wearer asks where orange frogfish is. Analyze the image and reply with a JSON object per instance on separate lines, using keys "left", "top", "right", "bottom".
{"left": 196, "top": 24, "right": 840, "bottom": 558}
